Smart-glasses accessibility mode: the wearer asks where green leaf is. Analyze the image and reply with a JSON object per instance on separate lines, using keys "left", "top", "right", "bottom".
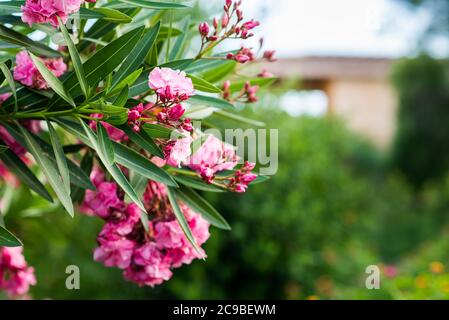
{"left": 71, "top": 151, "right": 94, "bottom": 203}
{"left": 28, "top": 52, "right": 76, "bottom": 107}
{"left": 18, "top": 125, "right": 74, "bottom": 217}
{"left": 81, "top": 120, "right": 149, "bottom": 231}
{"left": 108, "top": 68, "right": 142, "bottom": 97}
{"left": 0, "top": 225, "right": 22, "bottom": 247}
{"left": 91, "top": 7, "right": 133, "bottom": 23}
{"left": 56, "top": 118, "right": 178, "bottom": 187}
{"left": 213, "top": 110, "right": 266, "bottom": 127}
{"left": 142, "top": 123, "right": 173, "bottom": 139}
{"left": 200, "top": 60, "right": 236, "bottom": 83}
{"left": 169, "top": 17, "right": 191, "bottom": 61}
{"left": 49, "top": 27, "right": 144, "bottom": 108}
{"left": 1, "top": 121, "right": 94, "bottom": 191}
{"left": 189, "top": 94, "right": 234, "bottom": 110}
{"left": 110, "top": 22, "right": 160, "bottom": 91}
{"left": 188, "top": 74, "right": 222, "bottom": 93}
{"left": 117, "top": 0, "right": 189, "bottom": 9}
{"left": 97, "top": 123, "right": 115, "bottom": 164}
{"left": 78, "top": 7, "right": 105, "bottom": 20}
{"left": 167, "top": 187, "right": 202, "bottom": 254}
{"left": 120, "top": 124, "right": 164, "bottom": 158}
{"left": 0, "top": 142, "right": 52, "bottom": 202}
{"left": 0, "top": 25, "right": 61, "bottom": 58}
{"left": 58, "top": 17, "right": 89, "bottom": 98}
{"left": 0, "top": 61, "right": 17, "bottom": 113}
{"left": 173, "top": 174, "right": 225, "bottom": 193}
{"left": 113, "top": 86, "right": 129, "bottom": 107}
{"left": 47, "top": 121, "right": 71, "bottom": 194}
{"left": 177, "top": 186, "right": 231, "bottom": 230}
{"left": 0, "top": 1, "right": 24, "bottom": 15}
{"left": 0, "top": 145, "right": 8, "bottom": 154}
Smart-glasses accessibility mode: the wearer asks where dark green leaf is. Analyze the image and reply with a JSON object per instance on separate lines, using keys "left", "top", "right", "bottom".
{"left": 167, "top": 187, "right": 202, "bottom": 254}
{"left": 120, "top": 124, "right": 164, "bottom": 158}
{"left": 0, "top": 25, "right": 60, "bottom": 57}
{"left": 0, "top": 225, "right": 22, "bottom": 247}
{"left": 118, "top": 0, "right": 189, "bottom": 9}
{"left": 177, "top": 186, "right": 231, "bottom": 230}
{"left": 18, "top": 125, "right": 74, "bottom": 217}
{"left": 0, "top": 141, "right": 52, "bottom": 202}
{"left": 29, "top": 52, "right": 76, "bottom": 107}
{"left": 111, "top": 22, "right": 160, "bottom": 90}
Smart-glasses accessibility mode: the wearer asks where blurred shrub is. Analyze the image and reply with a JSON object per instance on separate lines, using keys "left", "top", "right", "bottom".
{"left": 390, "top": 55, "right": 449, "bottom": 187}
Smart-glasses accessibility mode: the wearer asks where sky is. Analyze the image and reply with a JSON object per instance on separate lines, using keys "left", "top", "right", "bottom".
{"left": 229, "top": 0, "right": 446, "bottom": 58}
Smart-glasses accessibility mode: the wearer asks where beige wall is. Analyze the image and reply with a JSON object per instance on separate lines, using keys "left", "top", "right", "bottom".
{"left": 325, "top": 79, "right": 397, "bottom": 149}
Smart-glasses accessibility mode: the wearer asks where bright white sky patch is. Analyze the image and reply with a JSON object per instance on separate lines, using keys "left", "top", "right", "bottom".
{"left": 204, "top": 0, "right": 444, "bottom": 58}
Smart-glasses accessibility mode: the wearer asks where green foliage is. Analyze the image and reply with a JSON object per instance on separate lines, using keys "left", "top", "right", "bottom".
{"left": 390, "top": 55, "right": 449, "bottom": 187}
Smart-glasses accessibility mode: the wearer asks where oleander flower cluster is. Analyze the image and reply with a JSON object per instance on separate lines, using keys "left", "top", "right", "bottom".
{"left": 0, "top": 247, "right": 36, "bottom": 298}
{"left": 81, "top": 168, "right": 210, "bottom": 286}
{"left": 0, "top": 0, "right": 275, "bottom": 297}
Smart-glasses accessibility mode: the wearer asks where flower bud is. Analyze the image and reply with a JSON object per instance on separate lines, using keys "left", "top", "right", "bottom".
{"left": 198, "top": 22, "right": 210, "bottom": 36}
{"left": 222, "top": 13, "right": 229, "bottom": 28}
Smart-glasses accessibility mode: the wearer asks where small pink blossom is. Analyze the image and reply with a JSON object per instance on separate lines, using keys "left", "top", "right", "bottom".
{"left": 0, "top": 247, "right": 36, "bottom": 297}
{"left": 164, "top": 135, "right": 193, "bottom": 167}
{"left": 83, "top": 182, "right": 123, "bottom": 218}
{"left": 94, "top": 225, "right": 136, "bottom": 269}
{"left": 14, "top": 51, "right": 66, "bottom": 89}
{"left": 21, "top": 0, "right": 87, "bottom": 27}
{"left": 187, "top": 135, "right": 239, "bottom": 179}
{"left": 148, "top": 67, "right": 195, "bottom": 102}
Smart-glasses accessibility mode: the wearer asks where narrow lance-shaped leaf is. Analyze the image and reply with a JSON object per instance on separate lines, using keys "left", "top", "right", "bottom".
{"left": 110, "top": 22, "right": 160, "bottom": 91}
{"left": 28, "top": 52, "right": 76, "bottom": 107}
{"left": 0, "top": 140, "right": 53, "bottom": 202}
{"left": 58, "top": 17, "right": 89, "bottom": 98}
{"left": 81, "top": 120, "right": 149, "bottom": 231}
{"left": 0, "top": 61, "right": 17, "bottom": 113}
{"left": 0, "top": 224, "right": 22, "bottom": 247}
{"left": 17, "top": 125, "right": 74, "bottom": 217}
{"left": 117, "top": 0, "right": 190, "bottom": 9}
{"left": 97, "top": 123, "right": 115, "bottom": 164}
{"left": 166, "top": 187, "right": 203, "bottom": 255}
{"left": 177, "top": 186, "right": 231, "bottom": 230}
{"left": 47, "top": 121, "right": 71, "bottom": 194}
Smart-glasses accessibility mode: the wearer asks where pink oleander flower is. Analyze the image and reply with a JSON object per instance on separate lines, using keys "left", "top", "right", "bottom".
{"left": 83, "top": 182, "right": 123, "bottom": 218}
{"left": 21, "top": 0, "right": 86, "bottom": 27}
{"left": 89, "top": 114, "right": 127, "bottom": 142}
{"left": 187, "top": 135, "right": 239, "bottom": 179}
{"left": 14, "top": 51, "right": 66, "bottom": 90}
{"left": 148, "top": 67, "right": 195, "bottom": 102}
{"left": 124, "top": 243, "right": 173, "bottom": 287}
{"left": 94, "top": 225, "right": 136, "bottom": 269}
{"left": 154, "top": 220, "right": 186, "bottom": 249}
{"left": 163, "top": 206, "right": 210, "bottom": 268}
{"left": 0, "top": 247, "right": 36, "bottom": 297}
{"left": 164, "top": 135, "right": 193, "bottom": 167}
{"left": 0, "top": 93, "right": 11, "bottom": 104}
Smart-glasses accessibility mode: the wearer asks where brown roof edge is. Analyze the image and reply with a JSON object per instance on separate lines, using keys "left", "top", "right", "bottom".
{"left": 264, "top": 56, "right": 395, "bottom": 80}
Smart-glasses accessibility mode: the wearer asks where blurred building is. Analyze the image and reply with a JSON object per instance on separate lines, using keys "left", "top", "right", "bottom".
{"left": 268, "top": 56, "right": 397, "bottom": 149}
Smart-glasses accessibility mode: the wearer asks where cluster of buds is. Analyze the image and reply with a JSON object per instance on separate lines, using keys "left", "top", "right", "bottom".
{"left": 226, "top": 46, "right": 255, "bottom": 64}
{"left": 127, "top": 103, "right": 145, "bottom": 132}
{"left": 223, "top": 80, "right": 260, "bottom": 103}
{"left": 228, "top": 161, "right": 257, "bottom": 193}
{"left": 197, "top": 0, "right": 260, "bottom": 59}
{"left": 157, "top": 105, "right": 193, "bottom": 133}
